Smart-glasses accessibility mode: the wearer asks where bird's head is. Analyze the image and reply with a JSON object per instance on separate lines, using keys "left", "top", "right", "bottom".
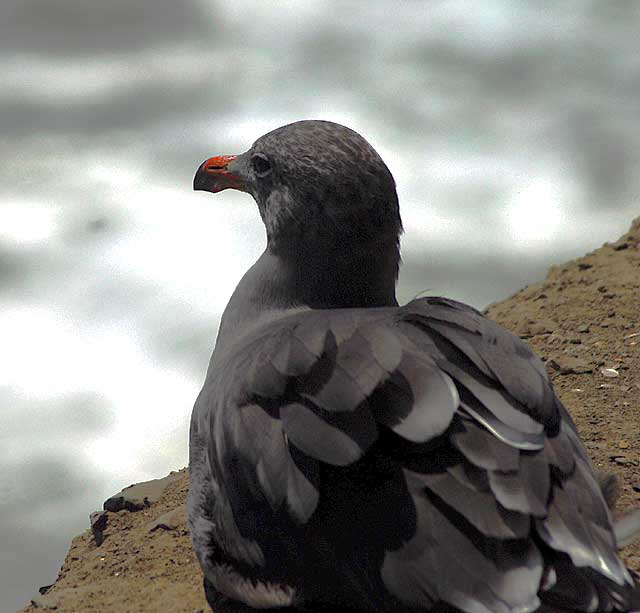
{"left": 194, "top": 120, "right": 402, "bottom": 255}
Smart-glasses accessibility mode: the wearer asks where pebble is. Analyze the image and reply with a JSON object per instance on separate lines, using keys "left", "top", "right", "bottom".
{"left": 31, "top": 586, "right": 94, "bottom": 609}
{"left": 103, "top": 471, "right": 184, "bottom": 513}
{"left": 147, "top": 505, "right": 187, "bottom": 533}
{"left": 548, "top": 356, "right": 593, "bottom": 375}
{"left": 90, "top": 511, "right": 108, "bottom": 547}
{"left": 611, "top": 456, "right": 631, "bottom": 466}
{"left": 600, "top": 368, "right": 619, "bottom": 378}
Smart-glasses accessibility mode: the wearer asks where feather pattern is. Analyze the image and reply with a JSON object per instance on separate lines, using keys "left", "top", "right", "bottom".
{"left": 188, "top": 295, "right": 639, "bottom": 612}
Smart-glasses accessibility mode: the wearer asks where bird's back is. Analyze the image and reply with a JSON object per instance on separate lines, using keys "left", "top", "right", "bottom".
{"left": 188, "top": 296, "right": 639, "bottom": 612}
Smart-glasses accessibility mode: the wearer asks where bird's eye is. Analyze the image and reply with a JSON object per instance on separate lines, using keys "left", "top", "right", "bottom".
{"left": 251, "top": 154, "right": 272, "bottom": 176}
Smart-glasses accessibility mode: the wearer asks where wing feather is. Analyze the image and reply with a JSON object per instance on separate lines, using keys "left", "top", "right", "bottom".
{"left": 200, "top": 297, "right": 638, "bottom": 610}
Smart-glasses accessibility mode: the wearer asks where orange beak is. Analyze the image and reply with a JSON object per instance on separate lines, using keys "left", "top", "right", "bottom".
{"left": 193, "top": 155, "right": 246, "bottom": 193}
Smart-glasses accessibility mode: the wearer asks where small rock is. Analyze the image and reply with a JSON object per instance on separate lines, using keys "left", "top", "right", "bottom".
{"left": 528, "top": 322, "right": 551, "bottom": 336}
{"left": 31, "top": 586, "right": 93, "bottom": 609}
{"left": 611, "top": 456, "right": 631, "bottom": 466}
{"left": 600, "top": 368, "right": 619, "bottom": 378}
{"left": 147, "top": 505, "right": 187, "bottom": 533}
{"left": 513, "top": 316, "right": 557, "bottom": 338}
{"left": 90, "top": 511, "right": 108, "bottom": 546}
{"left": 633, "top": 485, "right": 640, "bottom": 493}
{"left": 613, "top": 241, "right": 629, "bottom": 251}
{"left": 548, "top": 356, "right": 592, "bottom": 375}
{"left": 38, "top": 585, "right": 53, "bottom": 595}
{"left": 577, "top": 323, "right": 590, "bottom": 333}
{"left": 30, "top": 593, "right": 58, "bottom": 609}
{"left": 619, "top": 441, "right": 630, "bottom": 449}
{"left": 578, "top": 262, "right": 593, "bottom": 270}
{"left": 103, "top": 471, "right": 183, "bottom": 513}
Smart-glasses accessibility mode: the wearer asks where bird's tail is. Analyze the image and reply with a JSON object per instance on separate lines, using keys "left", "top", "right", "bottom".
{"left": 615, "top": 508, "right": 640, "bottom": 549}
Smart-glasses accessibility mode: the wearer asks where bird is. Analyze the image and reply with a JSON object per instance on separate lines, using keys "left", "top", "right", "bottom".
{"left": 188, "top": 119, "right": 640, "bottom": 612}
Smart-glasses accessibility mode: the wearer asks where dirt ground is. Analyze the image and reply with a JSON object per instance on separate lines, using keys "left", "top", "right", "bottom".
{"left": 21, "top": 218, "right": 640, "bottom": 612}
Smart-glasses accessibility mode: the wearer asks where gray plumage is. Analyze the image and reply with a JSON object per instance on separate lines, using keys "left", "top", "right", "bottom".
{"left": 188, "top": 120, "right": 640, "bottom": 612}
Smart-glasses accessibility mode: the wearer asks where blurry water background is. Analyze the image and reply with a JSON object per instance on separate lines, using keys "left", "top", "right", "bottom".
{"left": 1, "top": 1, "right": 639, "bottom": 610}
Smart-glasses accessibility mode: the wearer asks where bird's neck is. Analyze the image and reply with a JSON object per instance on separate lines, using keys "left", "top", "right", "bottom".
{"left": 216, "top": 241, "right": 400, "bottom": 349}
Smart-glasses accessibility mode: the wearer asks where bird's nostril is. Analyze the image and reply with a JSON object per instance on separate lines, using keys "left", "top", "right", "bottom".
{"left": 204, "top": 155, "right": 237, "bottom": 172}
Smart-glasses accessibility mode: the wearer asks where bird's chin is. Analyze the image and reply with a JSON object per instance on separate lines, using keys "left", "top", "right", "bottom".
{"left": 193, "top": 179, "right": 227, "bottom": 194}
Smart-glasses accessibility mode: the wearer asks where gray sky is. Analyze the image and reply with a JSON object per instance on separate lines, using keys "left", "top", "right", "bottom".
{"left": 1, "top": 1, "right": 639, "bottom": 610}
